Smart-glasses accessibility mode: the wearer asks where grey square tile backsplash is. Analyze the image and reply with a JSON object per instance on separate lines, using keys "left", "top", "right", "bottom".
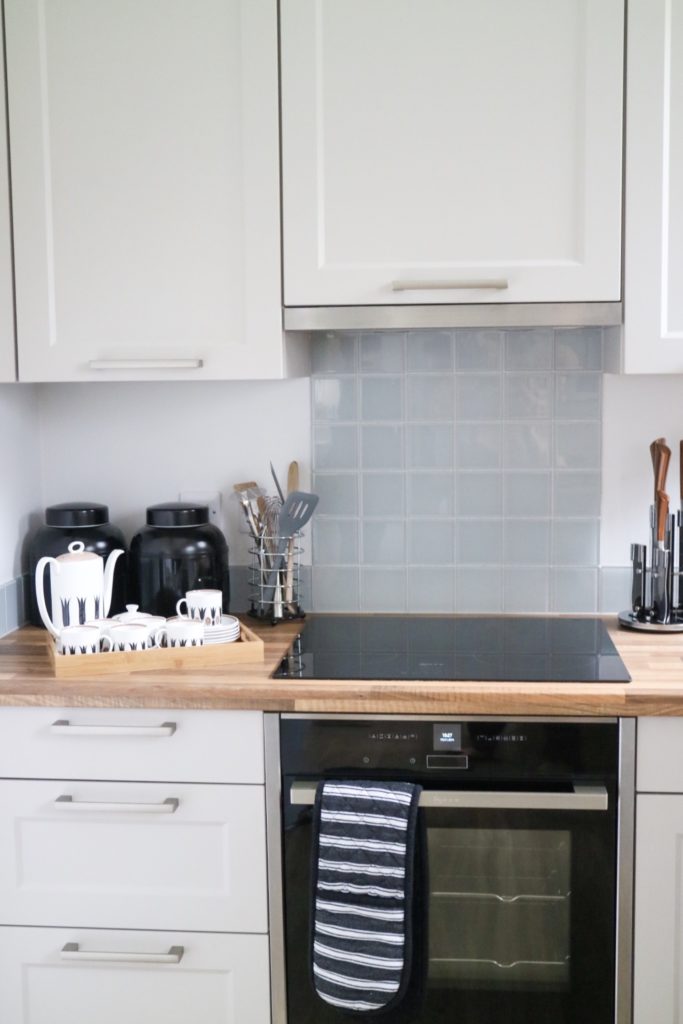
{"left": 311, "top": 327, "right": 616, "bottom": 614}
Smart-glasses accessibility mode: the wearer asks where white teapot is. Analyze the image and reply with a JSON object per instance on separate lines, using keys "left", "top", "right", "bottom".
{"left": 35, "top": 541, "right": 124, "bottom": 638}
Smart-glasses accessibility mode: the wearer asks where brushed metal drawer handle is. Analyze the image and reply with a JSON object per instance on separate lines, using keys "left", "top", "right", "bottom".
{"left": 50, "top": 720, "right": 177, "bottom": 738}
{"left": 88, "top": 359, "right": 203, "bottom": 370}
{"left": 391, "top": 278, "right": 509, "bottom": 292}
{"left": 55, "top": 796, "right": 179, "bottom": 814}
{"left": 61, "top": 942, "right": 184, "bottom": 964}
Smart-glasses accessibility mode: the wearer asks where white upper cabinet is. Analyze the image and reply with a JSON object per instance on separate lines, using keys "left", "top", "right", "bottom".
{"left": 281, "top": 0, "right": 624, "bottom": 311}
{"left": 5, "top": 0, "right": 286, "bottom": 382}
{"left": 0, "top": 13, "right": 16, "bottom": 382}
{"left": 624, "top": 0, "right": 683, "bottom": 372}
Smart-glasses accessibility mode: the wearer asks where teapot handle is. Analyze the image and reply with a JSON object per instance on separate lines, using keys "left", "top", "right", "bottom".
{"left": 35, "top": 556, "right": 60, "bottom": 638}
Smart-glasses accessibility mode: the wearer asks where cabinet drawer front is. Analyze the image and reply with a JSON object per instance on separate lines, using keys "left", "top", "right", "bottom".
{"left": 636, "top": 718, "right": 683, "bottom": 792}
{"left": 0, "top": 781, "right": 267, "bottom": 932}
{"left": 0, "top": 707, "right": 263, "bottom": 783}
{"left": 0, "top": 927, "right": 270, "bottom": 1024}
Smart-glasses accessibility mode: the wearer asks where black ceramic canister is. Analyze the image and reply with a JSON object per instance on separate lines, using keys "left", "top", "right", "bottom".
{"left": 27, "top": 502, "right": 128, "bottom": 628}
{"left": 129, "top": 502, "right": 230, "bottom": 618}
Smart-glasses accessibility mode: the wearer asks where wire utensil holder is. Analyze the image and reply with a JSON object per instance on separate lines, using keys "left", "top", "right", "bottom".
{"left": 248, "top": 532, "right": 304, "bottom": 624}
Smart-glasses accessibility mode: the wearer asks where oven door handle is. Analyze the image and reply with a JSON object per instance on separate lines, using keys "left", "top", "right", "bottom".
{"left": 289, "top": 782, "right": 608, "bottom": 812}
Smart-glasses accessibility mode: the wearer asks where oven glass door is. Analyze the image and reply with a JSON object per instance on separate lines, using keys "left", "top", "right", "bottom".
{"left": 282, "top": 781, "right": 616, "bottom": 1024}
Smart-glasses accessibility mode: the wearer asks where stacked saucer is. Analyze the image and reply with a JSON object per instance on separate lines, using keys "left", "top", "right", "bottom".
{"left": 203, "top": 614, "right": 241, "bottom": 645}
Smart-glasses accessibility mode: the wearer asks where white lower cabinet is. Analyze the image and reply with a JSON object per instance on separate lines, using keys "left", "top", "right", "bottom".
{"left": 0, "top": 708, "right": 272, "bottom": 1024}
{"left": 0, "top": 780, "right": 267, "bottom": 932}
{"left": 0, "top": 928, "right": 270, "bottom": 1024}
{"left": 633, "top": 795, "right": 683, "bottom": 1022}
{"left": 633, "top": 718, "right": 683, "bottom": 1022}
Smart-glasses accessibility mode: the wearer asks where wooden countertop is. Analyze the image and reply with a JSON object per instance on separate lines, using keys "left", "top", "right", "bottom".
{"left": 1, "top": 617, "right": 683, "bottom": 715}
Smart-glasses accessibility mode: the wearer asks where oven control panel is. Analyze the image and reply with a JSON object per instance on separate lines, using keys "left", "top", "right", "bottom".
{"left": 280, "top": 718, "right": 620, "bottom": 779}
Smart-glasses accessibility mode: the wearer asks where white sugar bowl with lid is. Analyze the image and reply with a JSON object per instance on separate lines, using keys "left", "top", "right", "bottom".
{"left": 35, "top": 541, "right": 124, "bottom": 638}
{"left": 112, "top": 605, "right": 166, "bottom": 646}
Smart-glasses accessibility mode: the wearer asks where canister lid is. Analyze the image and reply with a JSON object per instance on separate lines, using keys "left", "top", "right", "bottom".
{"left": 45, "top": 502, "right": 110, "bottom": 528}
{"left": 146, "top": 502, "right": 209, "bottom": 528}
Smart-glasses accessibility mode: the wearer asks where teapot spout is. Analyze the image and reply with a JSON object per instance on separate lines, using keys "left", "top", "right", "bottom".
{"left": 102, "top": 549, "right": 125, "bottom": 616}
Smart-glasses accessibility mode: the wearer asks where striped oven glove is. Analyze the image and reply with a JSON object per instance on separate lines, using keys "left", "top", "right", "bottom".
{"left": 311, "top": 779, "right": 423, "bottom": 1016}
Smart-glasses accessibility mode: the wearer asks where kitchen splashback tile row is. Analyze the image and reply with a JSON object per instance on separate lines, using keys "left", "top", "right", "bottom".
{"left": 310, "top": 327, "right": 612, "bottom": 614}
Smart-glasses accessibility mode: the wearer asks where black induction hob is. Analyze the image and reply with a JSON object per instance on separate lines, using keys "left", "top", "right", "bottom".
{"left": 273, "top": 615, "right": 631, "bottom": 683}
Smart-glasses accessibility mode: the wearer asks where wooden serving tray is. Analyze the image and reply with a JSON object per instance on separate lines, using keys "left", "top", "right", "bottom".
{"left": 48, "top": 620, "right": 265, "bottom": 677}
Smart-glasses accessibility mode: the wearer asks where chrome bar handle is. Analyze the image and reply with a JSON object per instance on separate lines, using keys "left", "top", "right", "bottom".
{"left": 88, "top": 359, "right": 203, "bottom": 370}
{"left": 55, "top": 796, "right": 179, "bottom": 814}
{"left": 50, "top": 720, "right": 177, "bottom": 738}
{"left": 290, "top": 781, "right": 607, "bottom": 812}
{"left": 391, "top": 278, "right": 508, "bottom": 292}
{"left": 61, "top": 942, "right": 184, "bottom": 964}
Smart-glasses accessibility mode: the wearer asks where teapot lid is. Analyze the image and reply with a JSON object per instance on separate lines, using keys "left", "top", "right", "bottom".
{"left": 60, "top": 541, "right": 100, "bottom": 562}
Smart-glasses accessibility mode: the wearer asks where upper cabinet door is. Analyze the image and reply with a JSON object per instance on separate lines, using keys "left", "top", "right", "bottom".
{"left": 281, "top": 0, "right": 624, "bottom": 308}
{"left": 0, "top": 14, "right": 16, "bottom": 382}
{"left": 624, "top": 0, "right": 683, "bottom": 373}
{"left": 5, "top": 0, "right": 283, "bottom": 382}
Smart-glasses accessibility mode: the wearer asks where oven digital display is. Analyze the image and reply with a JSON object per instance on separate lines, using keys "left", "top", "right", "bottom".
{"left": 433, "top": 723, "right": 462, "bottom": 751}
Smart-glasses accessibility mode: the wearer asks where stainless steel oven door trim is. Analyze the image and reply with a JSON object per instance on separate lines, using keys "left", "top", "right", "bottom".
{"left": 289, "top": 780, "right": 608, "bottom": 812}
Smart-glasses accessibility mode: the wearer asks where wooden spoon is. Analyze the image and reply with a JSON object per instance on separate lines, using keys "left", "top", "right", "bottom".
{"left": 287, "top": 460, "right": 300, "bottom": 496}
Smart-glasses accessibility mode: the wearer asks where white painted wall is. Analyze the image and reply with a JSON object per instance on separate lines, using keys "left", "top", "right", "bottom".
{"left": 601, "top": 374, "right": 683, "bottom": 564}
{"left": 37, "top": 380, "right": 311, "bottom": 565}
{"left": 0, "top": 384, "right": 42, "bottom": 582}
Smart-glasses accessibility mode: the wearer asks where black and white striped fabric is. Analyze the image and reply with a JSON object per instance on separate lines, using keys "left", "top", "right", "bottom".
{"left": 311, "top": 779, "right": 422, "bottom": 1015}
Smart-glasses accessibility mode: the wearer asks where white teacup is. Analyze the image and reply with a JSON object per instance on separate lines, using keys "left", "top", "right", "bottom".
{"left": 59, "top": 625, "right": 112, "bottom": 656}
{"left": 155, "top": 617, "right": 204, "bottom": 649}
{"left": 176, "top": 589, "right": 223, "bottom": 626}
{"left": 108, "top": 623, "right": 150, "bottom": 653}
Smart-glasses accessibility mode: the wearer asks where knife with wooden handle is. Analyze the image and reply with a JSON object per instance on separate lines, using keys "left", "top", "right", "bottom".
{"left": 651, "top": 437, "right": 665, "bottom": 493}
{"left": 652, "top": 480, "right": 671, "bottom": 623}
{"left": 656, "top": 488, "right": 670, "bottom": 544}
{"left": 651, "top": 438, "right": 670, "bottom": 505}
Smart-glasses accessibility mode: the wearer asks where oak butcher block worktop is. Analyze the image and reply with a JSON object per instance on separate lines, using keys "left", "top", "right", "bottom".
{"left": 0, "top": 618, "right": 683, "bottom": 715}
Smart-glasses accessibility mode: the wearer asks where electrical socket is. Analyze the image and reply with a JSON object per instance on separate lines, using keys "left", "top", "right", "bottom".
{"left": 178, "top": 491, "right": 222, "bottom": 525}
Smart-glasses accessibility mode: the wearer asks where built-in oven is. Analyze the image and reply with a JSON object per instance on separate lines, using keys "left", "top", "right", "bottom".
{"left": 265, "top": 715, "right": 635, "bottom": 1024}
